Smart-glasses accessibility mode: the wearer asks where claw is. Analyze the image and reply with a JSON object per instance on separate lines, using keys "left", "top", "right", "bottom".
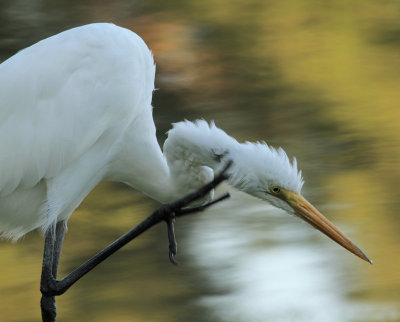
{"left": 169, "top": 250, "right": 178, "bottom": 266}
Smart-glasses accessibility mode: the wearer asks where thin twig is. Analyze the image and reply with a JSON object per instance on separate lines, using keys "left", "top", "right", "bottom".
{"left": 176, "top": 193, "right": 230, "bottom": 217}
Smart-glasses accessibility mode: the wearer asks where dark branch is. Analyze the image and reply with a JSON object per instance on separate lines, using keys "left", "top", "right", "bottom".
{"left": 41, "top": 161, "right": 232, "bottom": 297}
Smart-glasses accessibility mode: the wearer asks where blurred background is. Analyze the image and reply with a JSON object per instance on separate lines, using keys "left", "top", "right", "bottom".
{"left": 0, "top": 0, "right": 399, "bottom": 321}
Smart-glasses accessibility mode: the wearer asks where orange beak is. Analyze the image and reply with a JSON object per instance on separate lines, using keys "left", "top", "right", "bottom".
{"left": 283, "top": 189, "right": 372, "bottom": 264}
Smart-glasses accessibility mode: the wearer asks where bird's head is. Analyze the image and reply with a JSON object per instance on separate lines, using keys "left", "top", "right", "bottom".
{"left": 227, "top": 142, "right": 372, "bottom": 264}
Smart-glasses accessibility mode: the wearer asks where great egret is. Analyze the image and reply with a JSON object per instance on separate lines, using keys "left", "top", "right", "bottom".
{"left": 0, "top": 23, "right": 371, "bottom": 321}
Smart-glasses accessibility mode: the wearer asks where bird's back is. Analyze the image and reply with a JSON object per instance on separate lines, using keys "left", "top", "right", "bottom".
{"left": 0, "top": 23, "right": 156, "bottom": 239}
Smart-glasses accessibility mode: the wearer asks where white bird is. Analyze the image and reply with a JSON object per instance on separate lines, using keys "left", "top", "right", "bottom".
{"left": 0, "top": 23, "right": 371, "bottom": 320}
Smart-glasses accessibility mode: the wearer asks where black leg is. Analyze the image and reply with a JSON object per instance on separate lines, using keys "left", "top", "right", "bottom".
{"left": 38, "top": 161, "right": 232, "bottom": 321}
{"left": 40, "top": 221, "right": 66, "bottom": 322}
{"left": 52, "top": 222, "right": 66, "bottom": 277}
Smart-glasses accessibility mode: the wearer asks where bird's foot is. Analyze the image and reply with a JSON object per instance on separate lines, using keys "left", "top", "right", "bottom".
{"left": 161, "top": 161, "right": 232, "bottom": 265}
{"left": 163, "top": 193, "right": 230, "bottom": 265}
{"left": 165, "top": 213, "right": 178, "bottom": 265}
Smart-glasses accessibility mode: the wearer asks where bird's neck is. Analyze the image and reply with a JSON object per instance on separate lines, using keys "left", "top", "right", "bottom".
{"left": 108, "top": 119, "right": 243, "bottom": 204}
{"left": 109, "top": 118, "right": 302, "bottom": 204}
{"left": 106, "top": 111, "right": 177, "bottom": 203}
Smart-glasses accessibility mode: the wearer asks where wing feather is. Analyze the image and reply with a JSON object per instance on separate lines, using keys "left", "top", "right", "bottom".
{"left": 0, "top": 23, "right": 155, "bottom": 196}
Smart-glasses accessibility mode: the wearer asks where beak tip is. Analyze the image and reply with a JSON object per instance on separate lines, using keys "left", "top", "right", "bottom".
{"left": 359, "top": 250, "right": 373, "bottom": 265}
{"left": 287, "top": 192, "right": 373, "bottom": 265}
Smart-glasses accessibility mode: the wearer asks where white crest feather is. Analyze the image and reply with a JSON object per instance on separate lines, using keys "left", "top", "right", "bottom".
{"left": 164, "top": 120, "right": 304, "bottom": 197}
{"left": 228, "top": 142, "right": 304, "bottom": 194}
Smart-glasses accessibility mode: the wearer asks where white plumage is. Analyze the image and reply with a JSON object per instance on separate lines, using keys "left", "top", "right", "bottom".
{"left": 0, "top": 23, "right": 305, "bottom": 240}
{"left": 0, "top": 23, "right": 371, "bottom": 266}
{"left": 0, "top": 23, "right": 304, "bottom": 240}
{"left": 0, "top": 23, "right": 158, "bottom": 239}
{"left": 164, "top": 120, "right": 303, "bottom": 194}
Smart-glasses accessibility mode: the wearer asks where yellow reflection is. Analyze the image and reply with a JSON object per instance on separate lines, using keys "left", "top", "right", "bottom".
{"left": 326, "top": 171, "right": 400, "bottom": 302}
{"left": 250, "top": 1, "right": 400, "bottom": 159}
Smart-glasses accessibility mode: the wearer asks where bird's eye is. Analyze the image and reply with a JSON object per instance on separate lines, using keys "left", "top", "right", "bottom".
{"left": 271, "top": 186, "right": 281, "bottom": 194}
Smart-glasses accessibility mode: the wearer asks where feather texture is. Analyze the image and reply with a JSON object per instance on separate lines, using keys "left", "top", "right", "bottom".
{"left": 164, "top": 120, "right": 304, "bottom": 196}
{"left": 0, "top": 23, "right": 157, "bottom": 239}
{"left": 0, "top": 24, "right": 304, "bottom": 241}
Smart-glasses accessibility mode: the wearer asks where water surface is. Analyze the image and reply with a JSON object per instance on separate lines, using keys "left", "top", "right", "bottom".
{"left": 0, "top": 1, "right": 399, "bottom": 321}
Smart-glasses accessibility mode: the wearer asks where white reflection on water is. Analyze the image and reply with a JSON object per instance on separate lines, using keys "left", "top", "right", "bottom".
{"left": 186, "top": 187, "right": 398, "bottom": 322}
